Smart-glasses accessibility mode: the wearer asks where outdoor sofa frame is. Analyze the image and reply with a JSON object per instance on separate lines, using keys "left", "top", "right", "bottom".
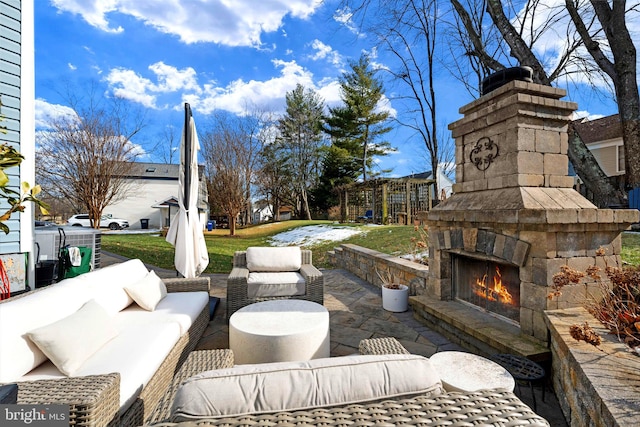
{"left": 147, "top": 337, "right": 549, "bottom": 426}
{"left": 226, "top": 249, "right": 323, "bottom": 320}
{"left": 4, "top": 277, "right": 210, "bottom": 427}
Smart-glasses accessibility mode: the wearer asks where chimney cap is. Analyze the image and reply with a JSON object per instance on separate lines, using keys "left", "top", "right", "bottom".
{"left": 481, "top": 66, "right": 533, "bottom": 96}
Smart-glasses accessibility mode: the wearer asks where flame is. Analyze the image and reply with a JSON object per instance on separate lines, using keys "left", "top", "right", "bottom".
{"left": 474, "top": 266, "right": 513, "bottom": 304}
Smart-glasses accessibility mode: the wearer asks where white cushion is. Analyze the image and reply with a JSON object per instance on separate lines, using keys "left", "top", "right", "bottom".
{"left": 116, "top": 291, "right": 209, "bottom": 335}
{"left": 247, "top": 272, "right": 305, "bottom": 298}
{"left": 171, "top": 354, "right": 444, "bottom": 421}
{"left": 20, "top": 318, "right": 182, "bottom": 413}
{"left": 75, "top": 320, "right": 181, "bottom": 411}
{"left": 246, "top": 247, "right": 301, "bottom": 272}
{"left": 124, "top": 271, "right": 167, "bottom": 311}
{"left": 77, "top": 259, "right": 150, "bottom": 314}
{"left": 0, "top": 283, "right": 89, "bottom": 382}
{"left": 26, "top": 300, "right": 118, "bottom": 376}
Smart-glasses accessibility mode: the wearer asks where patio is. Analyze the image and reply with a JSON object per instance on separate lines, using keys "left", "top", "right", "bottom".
{"left": 101, "top": 252, "right": 567, "bottom": 426}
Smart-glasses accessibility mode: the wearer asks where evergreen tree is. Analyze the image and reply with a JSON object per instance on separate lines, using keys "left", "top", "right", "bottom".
{"left": 325, "top": 54, "right": 393, "bottom": 182}
{"left": 276, "top": 84, "right": 325, "bottom": 220}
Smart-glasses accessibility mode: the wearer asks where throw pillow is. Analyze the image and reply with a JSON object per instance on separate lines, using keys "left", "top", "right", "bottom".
{"left": 26, "top": 299, "right": 118, "bottom": 376}
{"left": 124, "top": 270, "right": 168, "bottom": 311}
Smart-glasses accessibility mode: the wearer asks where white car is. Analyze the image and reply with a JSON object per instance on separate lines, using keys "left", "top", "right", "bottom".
{"left": 67, "top": 214, "right": 129, "bottom": 230}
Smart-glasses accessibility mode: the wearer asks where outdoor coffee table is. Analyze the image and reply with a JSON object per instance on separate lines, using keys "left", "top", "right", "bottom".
{"left": 229, "top": 299, "right": 330, "bottom": 364}
{"left": 429, "top": 351, "right": 515, "bottom": 393}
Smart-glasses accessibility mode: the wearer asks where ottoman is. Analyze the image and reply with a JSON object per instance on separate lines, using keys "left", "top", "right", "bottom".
{"left": 229, "top": 299, "right": 330, "bottom": 364}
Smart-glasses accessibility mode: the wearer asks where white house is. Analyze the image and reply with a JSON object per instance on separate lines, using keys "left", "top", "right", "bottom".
{"left": 404, "top": 168, "right": 455, "bottom": 201}
{"left": 105, "top": 162, "right": 209, "bottom": 229}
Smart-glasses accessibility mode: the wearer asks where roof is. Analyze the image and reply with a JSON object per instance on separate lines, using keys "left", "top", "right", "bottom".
{"left": 403, "top": 171, "right": 433, "bottom": 179}
{"left": 573, "top": 114, "right": 622, "bottom": 144}
{"left": 125, "top": 162, "right": 206, "bottom": 180}
{"left": 128, "top": 162, "right": 179, "bottom": 179}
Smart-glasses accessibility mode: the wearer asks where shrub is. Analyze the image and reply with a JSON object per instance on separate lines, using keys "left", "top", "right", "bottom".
{"left": 550, "top": 247, "right": 640, "bottom": 353}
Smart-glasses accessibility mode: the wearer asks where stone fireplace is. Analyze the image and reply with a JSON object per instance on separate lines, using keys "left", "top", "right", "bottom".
{"left": 426, "top": 80, "right": 639, "bottom": 342}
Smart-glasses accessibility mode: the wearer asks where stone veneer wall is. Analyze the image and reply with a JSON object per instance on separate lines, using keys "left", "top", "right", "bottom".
{"left": 545, "top": 307, "right": 640, "bottom": 427}
{"left": 328, "top": 244, "right": 429, "bottom": 295}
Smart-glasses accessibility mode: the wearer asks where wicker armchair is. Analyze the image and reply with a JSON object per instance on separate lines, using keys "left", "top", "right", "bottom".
{"left": 226, "top": 248, "right": 323, "bottom": 320}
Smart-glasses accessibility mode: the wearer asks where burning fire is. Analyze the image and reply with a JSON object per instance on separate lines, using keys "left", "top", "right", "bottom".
{"left": 474, "top": 266, "right": 513, "bottom": 304}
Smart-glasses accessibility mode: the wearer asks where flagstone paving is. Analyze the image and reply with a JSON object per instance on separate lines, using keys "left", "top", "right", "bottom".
{"left": 101, "top": 252, "right": 567, "bottom": 426}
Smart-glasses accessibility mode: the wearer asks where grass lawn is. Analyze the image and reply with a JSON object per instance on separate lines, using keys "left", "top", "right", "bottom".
{"left": 102, "top": 221, "right": 640, "bottom": 274}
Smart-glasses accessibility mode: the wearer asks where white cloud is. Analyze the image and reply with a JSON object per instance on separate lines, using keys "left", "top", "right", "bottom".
{"left": 51, "top": 0, "right": 323, "bottom": 47}
{"left": 68, "top": 63, "right": 77, "bottom": 70}
{"left": 309, "top": 39, "right": 343, "bottom": 66}
{"left": 333, "top": 6, "right": 358, "bottom": 35}
{"left": 105, "top": 62, "right": 200, "bottom": 109}
{"left": 51, "top": 0, "right": 124, "bottom": 33}
{"left": 34, "top": 99, "right": 77, "bottom": 129}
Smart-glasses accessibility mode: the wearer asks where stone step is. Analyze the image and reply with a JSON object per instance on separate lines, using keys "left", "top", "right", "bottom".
{"left": 410, "top": 296, "right": 550, "bottom": 363}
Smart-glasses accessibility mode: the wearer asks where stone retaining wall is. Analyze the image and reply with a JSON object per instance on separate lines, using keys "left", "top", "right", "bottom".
{"left": 328, "top": 244, "right": 429, "bottom": 295}
{"left": 545, "top": 307, "right": 640, "bottom": 427}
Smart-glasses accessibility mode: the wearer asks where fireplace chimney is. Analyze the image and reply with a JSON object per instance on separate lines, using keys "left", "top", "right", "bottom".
{"left": 427, "top": 80, "right": 638, "bottom": 340}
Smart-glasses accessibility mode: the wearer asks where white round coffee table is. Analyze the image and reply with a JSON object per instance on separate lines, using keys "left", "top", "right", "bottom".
{"left": 229, "top": 299, "right": 330, "bottom": 365}
{"left": 429, "top": 351, "right": 515, "bottom": 392}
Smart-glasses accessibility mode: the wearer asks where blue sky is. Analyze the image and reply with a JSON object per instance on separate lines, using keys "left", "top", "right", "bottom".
{"left": 33, "top": 0, "right": 634, "bottom": 178}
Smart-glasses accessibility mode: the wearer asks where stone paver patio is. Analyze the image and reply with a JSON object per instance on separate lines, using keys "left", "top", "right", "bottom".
{"left": 102, "top": 252, "right": 567, "bottom": 426}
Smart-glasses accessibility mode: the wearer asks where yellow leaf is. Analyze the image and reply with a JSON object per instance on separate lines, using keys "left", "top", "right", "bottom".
{"left": 31, "top": 185, "right": 42, "bottom": 196}
{"left": 21, "top": 181, "right": 31, "bottom": 192}
{"left": 0, "top": 170, "right": 7, "bottom": 187}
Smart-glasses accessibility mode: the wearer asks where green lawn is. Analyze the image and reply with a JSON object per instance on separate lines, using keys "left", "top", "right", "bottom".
{"left": 102, "top": 222, "right": 640, "bottom": 273}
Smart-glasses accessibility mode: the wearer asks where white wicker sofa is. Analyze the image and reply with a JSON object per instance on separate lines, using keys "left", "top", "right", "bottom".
{"left": 0, "top": 259, "right": 210, "bottom": 427}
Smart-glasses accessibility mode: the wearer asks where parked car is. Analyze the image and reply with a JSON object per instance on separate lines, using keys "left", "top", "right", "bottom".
{"left": 67, "top": 214, "right": 129, "bottom": 230}
{"left": 35, "top": 220, "right": 56, "bottom": 227}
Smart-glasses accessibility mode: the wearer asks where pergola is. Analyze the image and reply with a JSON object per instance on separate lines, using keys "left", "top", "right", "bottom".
{"left": 339, "top": 177, "right": 436, "bottom": 225}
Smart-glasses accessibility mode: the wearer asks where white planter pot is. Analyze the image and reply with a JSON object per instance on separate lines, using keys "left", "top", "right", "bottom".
{"left": 382, "top": 284, "right": 409, "bottom": 312}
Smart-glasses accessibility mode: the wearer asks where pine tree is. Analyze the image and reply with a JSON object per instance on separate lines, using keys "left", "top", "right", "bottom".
{"left": 276, "top": 84, "right": 325, "bottom": 220}
{"left": 325, "top": 54, "right": 393, "bottom": 182}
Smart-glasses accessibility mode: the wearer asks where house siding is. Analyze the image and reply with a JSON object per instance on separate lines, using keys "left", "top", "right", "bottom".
{"left": 588, "top": 140, "right": 624, "bottom": 177}
{"left": 0, "top": 0, "right": 22, "bottom": 253}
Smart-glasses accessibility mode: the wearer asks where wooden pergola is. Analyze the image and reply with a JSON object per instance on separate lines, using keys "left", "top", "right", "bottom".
{"left": 339, "top": 177, "right": 436, "bottom": 225}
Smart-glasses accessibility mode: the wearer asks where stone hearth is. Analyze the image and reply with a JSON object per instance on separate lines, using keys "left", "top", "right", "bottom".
{"left": 425, "top": 80, "right": 638, "bottom": 342}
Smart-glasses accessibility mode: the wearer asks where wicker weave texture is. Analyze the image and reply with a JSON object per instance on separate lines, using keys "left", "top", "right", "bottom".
{"left": 150, "top": 389, "right": 549, "bottom": 427}
{"left": 226, "top": 249, "right": 324, "bottom": 320}
{"left": 147, "top": 350, "right": 235, "bottom": 425}
{"left": 359, "top": 337, "right": 410, "bottom": 355}
{"left": 17, "top": 373, "right": 120, "bottom": 427}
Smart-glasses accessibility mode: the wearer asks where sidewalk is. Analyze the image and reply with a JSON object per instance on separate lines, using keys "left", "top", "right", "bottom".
{"left": 101, "top": 251, "right": 567, "bottom": 425}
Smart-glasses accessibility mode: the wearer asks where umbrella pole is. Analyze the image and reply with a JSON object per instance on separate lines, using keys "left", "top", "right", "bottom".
{"left": 184, "top": 102, "right": 192, "bottom": 208}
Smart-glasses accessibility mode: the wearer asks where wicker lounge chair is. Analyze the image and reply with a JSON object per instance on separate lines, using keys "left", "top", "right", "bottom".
{"left": 226, "top": 247, "right": 323, "bottom": 320}
{"left": 147, "top": 338, "right": 550, "bottom": 426}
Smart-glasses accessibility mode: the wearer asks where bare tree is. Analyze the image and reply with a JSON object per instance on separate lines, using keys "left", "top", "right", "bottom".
{"left": 36, "top": 88, "right": 145, "bottom": 228}
{"left": 564, "top": 0, "right": 640, "bottom": 189}
{"left": 380, "top": 0, "right": 444, "bottom": 195}
{"left": 200, "top": 112, "right": 263, "bottom": 235}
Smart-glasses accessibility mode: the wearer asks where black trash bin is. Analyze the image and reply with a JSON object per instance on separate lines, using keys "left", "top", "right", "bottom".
{"left": 140, "top": 218, "right": 149, "bottom": 229}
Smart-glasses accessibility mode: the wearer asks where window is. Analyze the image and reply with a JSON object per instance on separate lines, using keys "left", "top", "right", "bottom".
{"left": 618, "top": 145, "right": 625, "bottom": 173}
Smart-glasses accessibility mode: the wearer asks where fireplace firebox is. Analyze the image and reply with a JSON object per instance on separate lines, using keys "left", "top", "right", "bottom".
{"left": 452, "top": 254, "right": 520, "bottom": 324}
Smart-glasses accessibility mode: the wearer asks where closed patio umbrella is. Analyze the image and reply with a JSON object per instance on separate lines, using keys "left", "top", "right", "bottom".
{"left": 165, "top": 103, "right": 209, "bottom": 278}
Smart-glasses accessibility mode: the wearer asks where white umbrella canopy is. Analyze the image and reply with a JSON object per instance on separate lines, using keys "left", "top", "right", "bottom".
{"left": 165, "top": 103, "right": 209, "bottom": 278}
